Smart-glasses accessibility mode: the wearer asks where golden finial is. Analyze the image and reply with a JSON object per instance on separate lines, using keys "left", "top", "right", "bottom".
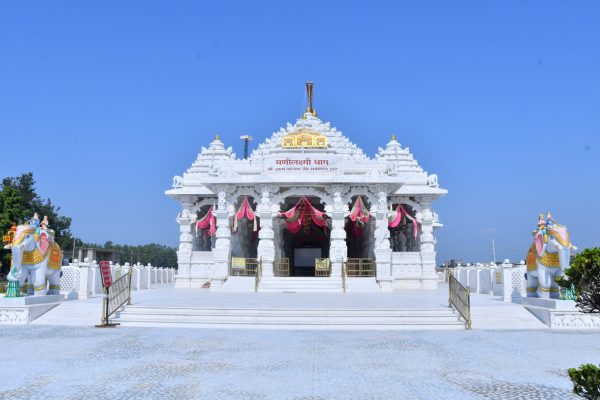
{"left": 391, "top": 134, "right": 397, "bottom": 141}
{"left": 214, "top": 133, "right": 220, "bottom": 141}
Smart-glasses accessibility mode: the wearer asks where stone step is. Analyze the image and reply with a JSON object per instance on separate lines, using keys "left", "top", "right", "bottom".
{"left": 113, "top": 306, "right": 465, "bottom": 329}
{"left": 112, "top": 320, "right": 466, "bottom": 330}
{"left": 260, "top": 276, "right": 342, "bottom": 282}
{"left": 120, "top": 307, "right": 457, "bottom": 317}
{"left": 259, "top": 282, "right": 342, "bottom": 286}
{"left": 258, "top": 277, "right": 344, "bottom": 293}
{"left": 258, "top": 288, "right": 344, "bottom": 293}
{"left": 117, "top": 314, "right": 462, "bottom": 324}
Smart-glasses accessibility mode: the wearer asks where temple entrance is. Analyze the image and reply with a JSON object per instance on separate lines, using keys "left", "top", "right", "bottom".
{"left": 230, "top": 196, "right": 258, "bottom": 260}
{"left": 388, "top": 203, "right": 421, "bottom": 252}
{"left": 279, "top": 196, "right": 330, "bottom": 276}
{"left": 344, "top": 196, "right": 376, "bottom": 277}
{"left": 194, "top": 204, "right": 216, "bottom": 251}
{"left": 345, "top": 196, "right": 374, "bottom": 259}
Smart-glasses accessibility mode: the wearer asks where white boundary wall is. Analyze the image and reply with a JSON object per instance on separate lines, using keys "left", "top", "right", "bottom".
{"left": 450, "top": 260, "right": 527, "bottom": 302}
{"left": 59, "top": 258, "right": 176, "bottom": 300}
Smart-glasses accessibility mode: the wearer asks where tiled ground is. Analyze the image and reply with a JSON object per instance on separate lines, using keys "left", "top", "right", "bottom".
{"left": 0, "top": 326, "right": 596, "bottom": 399}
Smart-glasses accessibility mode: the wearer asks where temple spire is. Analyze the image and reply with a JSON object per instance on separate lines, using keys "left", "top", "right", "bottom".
{"left": 303, "top": 81, "right": 317, "bottom": 118}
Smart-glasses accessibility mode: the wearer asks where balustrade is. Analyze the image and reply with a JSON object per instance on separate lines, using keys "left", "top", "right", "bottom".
{"left": 59, "top": 260, "right": 176, "bottom": 299}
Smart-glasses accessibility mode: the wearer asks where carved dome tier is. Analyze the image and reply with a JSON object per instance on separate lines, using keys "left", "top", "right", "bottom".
{"left": 167, "top": 113, "right": 446, "bottom": 200}
{"left": 249, "top": 114, "right": 368, "bottom": 160}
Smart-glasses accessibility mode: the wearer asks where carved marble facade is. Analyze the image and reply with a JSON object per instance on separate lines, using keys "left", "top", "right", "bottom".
{"left": 166, "top": 111, "right": 447, "bottom": 291}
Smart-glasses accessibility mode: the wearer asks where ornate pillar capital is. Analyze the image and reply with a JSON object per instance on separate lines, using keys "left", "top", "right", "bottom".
{"left": 257, "top": 184, "right": 276, "bottom": 214}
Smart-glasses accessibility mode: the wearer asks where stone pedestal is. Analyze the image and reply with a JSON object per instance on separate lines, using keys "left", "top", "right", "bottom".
{"left": 375, "top": 248, "right": 393, "bottom": 291}
{"left": 522, "top": 297, "right": 600, "bottom": 329}
{"left": 0, "top": 294, "right": 64, "bottom": 324}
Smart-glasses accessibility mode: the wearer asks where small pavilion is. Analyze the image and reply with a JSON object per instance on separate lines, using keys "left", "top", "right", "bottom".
{"left": 166, "top": 82, "right": 446, "bottom": 292}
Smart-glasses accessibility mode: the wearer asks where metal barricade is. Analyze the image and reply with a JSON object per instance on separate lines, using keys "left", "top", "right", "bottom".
{"left": 345, "top": 258, "right": 375, "bottom": 277}
{"left": 315, "top": 258, "right": 331, "bottom": 277}
{"left": 274, "top": 258, "right": 290, "bottom": 277}
{"left": 97, "top": 270, "right": 132, "bottom": 328}
{"left": 230, "top": 257, "right": 259, "bottom": 276}
{"left": 448, "top": 272, "right": 472, "bottom": 329}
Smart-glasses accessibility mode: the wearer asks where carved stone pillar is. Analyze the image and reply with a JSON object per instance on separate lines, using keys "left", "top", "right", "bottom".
{"left": 175, "top": 198, "right": 196, "bottom": 289}
{"left": 210, "top": 188, "right": 231, "bottom": 290}
{"left": 257, "top": 185, "right": 275, "bottom": 277}
{"left": 329, "top": 187, "right": 347, "bottom": 278}
{"left": 374, "top": 187, "right": 392, "bottom": 291}
{"left": 419, "top": 198, "right": 438, "bottom": 289}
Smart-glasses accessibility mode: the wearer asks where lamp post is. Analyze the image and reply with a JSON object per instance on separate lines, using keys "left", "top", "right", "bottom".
{"left": 240, "top": 135, "right": 253, "bottom": 159}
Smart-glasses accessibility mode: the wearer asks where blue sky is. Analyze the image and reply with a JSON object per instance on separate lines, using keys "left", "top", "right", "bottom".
{"left": 1, "top": 1, "right": 599, "bottom": 263}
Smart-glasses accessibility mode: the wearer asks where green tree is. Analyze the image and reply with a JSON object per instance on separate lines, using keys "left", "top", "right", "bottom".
{"left": 74, "top": 241, "right": 178, "bottom": 268}
{"left": 556, "top": 248, "right": 600, "bottom": 313}
{"left": 568, "top": 363, "right": 600, "bottom": 400}
{"left": 0, "top": 173, "right": 74, "bottom": 274}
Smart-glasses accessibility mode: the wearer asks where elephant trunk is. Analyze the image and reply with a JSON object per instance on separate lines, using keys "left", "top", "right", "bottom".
{"left": 7, "top": 244, "right": 24, "bottom": 282}
{"left": 557, "top": 243, "right": 572, "bottom": 272}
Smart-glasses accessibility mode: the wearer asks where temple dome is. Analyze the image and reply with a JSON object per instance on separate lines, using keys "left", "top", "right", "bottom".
{"left": 248, "top": 114, "right": 368, "bottom": 161}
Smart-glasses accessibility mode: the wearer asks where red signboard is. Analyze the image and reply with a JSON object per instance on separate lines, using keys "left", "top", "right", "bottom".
{"left": 99, "top": 261, "right": 113, "bottom": 288}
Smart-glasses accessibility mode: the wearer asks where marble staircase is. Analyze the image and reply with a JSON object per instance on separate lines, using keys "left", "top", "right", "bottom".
{"left": 258, "top": 277, "right": 344, "bottom": 293}
{"left": 113, "top": 306, "right": 466, "bottom": 330}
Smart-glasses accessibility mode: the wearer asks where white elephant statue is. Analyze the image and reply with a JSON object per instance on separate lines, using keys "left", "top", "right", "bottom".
{"left": 3, "top": 224, "right": 63, "bottom": 296}
{"left": 525, "top": 213, "right": 576, "bottom": 298}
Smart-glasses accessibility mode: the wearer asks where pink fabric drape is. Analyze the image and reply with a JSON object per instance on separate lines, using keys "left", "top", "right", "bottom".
{"left": 279, "top": 196, "right": 328, "bottom": 234}
{"left": 347, "top": 196, "right": 370, "bottom": 238}
{"left": 388, "top": 204, "right": 418, "bottom": 239}
{"left": 233, "top": 196, "right": 257, "bottom": 232}
{"left": 196, "top": 206, "right": 216, "bottom": 237}
{"left": 388, "top": 205, "right": 403, "bottom": 228}
{"left": 349, "top": 196, "right": 370, "bottom": 224}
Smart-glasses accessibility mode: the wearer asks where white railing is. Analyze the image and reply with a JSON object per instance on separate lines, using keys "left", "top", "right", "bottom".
{"left": 59, "top": 258, "right": 176, "bottom": 300}
{"left": 449, "top": 260, "right": 527, "bottom": 303}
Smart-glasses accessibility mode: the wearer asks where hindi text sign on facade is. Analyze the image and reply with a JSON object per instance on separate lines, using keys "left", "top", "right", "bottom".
{"left": 264, "top": 157, "right": 340, "bottom": 174}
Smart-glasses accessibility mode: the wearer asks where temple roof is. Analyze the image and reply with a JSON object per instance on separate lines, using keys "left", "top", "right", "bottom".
{"left": 167, "top": 80, "right": 446, "bottom": 200}
{"left": 166, "top": 112, "right": 446, "bottom": 200}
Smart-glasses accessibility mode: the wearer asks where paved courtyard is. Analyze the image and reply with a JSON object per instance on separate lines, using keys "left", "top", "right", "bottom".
{"left": 0, "top": 325, "right": 597, "bottom": 399}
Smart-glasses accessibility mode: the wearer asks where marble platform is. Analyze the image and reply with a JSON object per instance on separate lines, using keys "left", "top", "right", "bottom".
{"left": 521, "top": 297, "right": 600, "bottom": 329}
{"left": 0, "top": 294, "right": 64, "bottom": 324}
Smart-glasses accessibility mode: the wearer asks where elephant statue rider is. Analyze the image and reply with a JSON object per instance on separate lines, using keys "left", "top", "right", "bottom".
{"left": 2, "top": 215, "right": 63, "bottom": 296}
{"left": 525, "top": 212, "right": 577, "bottom": 298}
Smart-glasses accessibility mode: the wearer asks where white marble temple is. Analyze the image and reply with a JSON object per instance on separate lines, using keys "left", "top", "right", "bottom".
{"left": 166, "top": 85, "right": 446, "bottom": 292}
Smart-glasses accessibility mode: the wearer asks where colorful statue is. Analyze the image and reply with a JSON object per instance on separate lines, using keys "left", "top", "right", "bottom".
{"left": 41, "top": 215, "right": 49, "bottom": 230}
{"left": 2, "top": 223, "right": 62, "bottom": 297}
{"left": 526, "top": 213, "right": 577, "bottom": 298}
{"left": 29, "top": 212, "right": 40, "bottom": 229}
